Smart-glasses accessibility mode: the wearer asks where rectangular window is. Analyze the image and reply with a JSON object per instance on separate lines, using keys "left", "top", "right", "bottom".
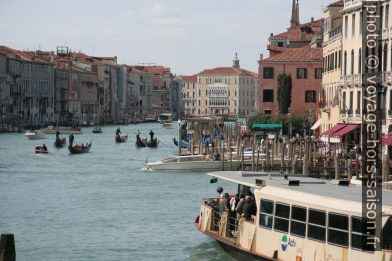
{"left": 352, "top": 14, "right": 356, "bottom": 36}
{"left": 263, "top": 67, "right": 274, "bottom": 79}
{"left": 357, "top": 90, "right": 361, "bottom": 113}
{"left": 259, "top": 199, "right": 274, "bottom": 229}
{"left": 290, "top": 206, "right": 307, "bottom": 237}
{"left": 345, "top": 15, "right": 348, "bottom": 38}
{"left": 352, "top": 216, "right": 375, "bottom": 251}
{"left": 264, "top": 110, "right": 272, "bottom": 114}
{"left": 274, "top": 203, "right": 290, "bottom": 233}
{"left": 305, "top": 90, "right": 316, "bottom": 103}
{"left": 328, "top": 213, "right": 349, "bottom": 247}
{"left": 263, "top": 90, "right": 274, "bottom": 102}
{"left": 297, "top": 68, "right": 307, "bottom": 79}
{"left": 350, "top": 91, "right": 353, "bottom": 111}
{"left": 307, "top": 209, "right": 326, "bottom": 242}
{"left": 315, "top": 68, "right": 322, "bottom": 79}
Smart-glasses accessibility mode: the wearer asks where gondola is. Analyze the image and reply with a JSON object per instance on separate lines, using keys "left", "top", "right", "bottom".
{"left": 54, "top": 131, "right": 66, "bottom": 148}
{"left": 136, "top": 134, "right": 158, "bottom": 148}
{"left": 54, "top": 137, "right": 66, "bottom": 148}
{"left": 68, "top": 142, "right": 91, "bottom": 154}
{"left": 115, "top": 134, "right": 128, "bottom": 143}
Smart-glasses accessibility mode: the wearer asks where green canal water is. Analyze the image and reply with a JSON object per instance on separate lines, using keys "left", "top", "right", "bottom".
{"left": 0, "top": 124, "right": 237, "bottom": 261}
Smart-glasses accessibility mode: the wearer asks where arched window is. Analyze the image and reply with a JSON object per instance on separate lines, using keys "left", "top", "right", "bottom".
{"left": 351, "top": 49, "right": 354, "bottom": 75}
{"left": 344, "top": 51, "right": 347, "bottom": 75}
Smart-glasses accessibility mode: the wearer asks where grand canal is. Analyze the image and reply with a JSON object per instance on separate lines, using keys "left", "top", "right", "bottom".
{"left": 0, "top": 124, "right": 237, "bottom": 260}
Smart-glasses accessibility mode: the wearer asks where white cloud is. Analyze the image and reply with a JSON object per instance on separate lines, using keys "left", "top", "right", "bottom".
{"left": 143, "top": 4, "right": 172, "bottom": 17}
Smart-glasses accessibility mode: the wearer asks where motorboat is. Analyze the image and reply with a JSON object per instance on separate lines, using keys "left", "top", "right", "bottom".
{"left": 92, "top": 126, "right": 102, "bottom": 133}
{"left": 25, "top": 130, "right": 45, "bottom": 140}
{"left": 41, "top": 126, "right": 82, "bottom": 134}
{"left": 195, "top": 171, "right": 392, "bottom": 260}
{"left": 144, "top": 155, "right": 242, "bottom": 171}
{"left": 158, "top": 113, "right": 173, "bottom": 124}
{"left": 35, "top": 145, "right": 48, "bottom": 154}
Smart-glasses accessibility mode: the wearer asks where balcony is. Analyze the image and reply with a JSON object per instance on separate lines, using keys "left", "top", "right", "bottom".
{"left": 340, "top": 76, "right": 346, "bottom": 85}
{"left": 383, "top": 28, "right": 389, "bottom": 39}
{"left": 353, "top": 74, "right": 362, "bottom": 85}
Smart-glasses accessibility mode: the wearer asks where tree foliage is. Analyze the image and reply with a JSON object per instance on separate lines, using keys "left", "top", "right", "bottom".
{"left": 248, "top": 113, "right": 314, "bottom": 135}
{"left": 277, "top": 73, "right": 292, "bottom": 114}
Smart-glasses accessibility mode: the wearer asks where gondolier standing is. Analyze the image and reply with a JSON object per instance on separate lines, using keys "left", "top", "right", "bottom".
{"left": 149, "top": 130, "right": 154, "bottom": 141}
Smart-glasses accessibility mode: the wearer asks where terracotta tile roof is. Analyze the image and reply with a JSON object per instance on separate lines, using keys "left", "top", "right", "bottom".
{"left": 272, "top": 19, "right": 323, "bottom": 42}
{"left": 262, "top": 46, "right": 322, "bottom": 63}
{"left": 199, "top": 67, "right": 257, "bottom": 77}
{"left": 133, "top": 65, "right": 171, "bottom": 75}
{"left": 0, "top": 45, "right": 43, "bottom": 63}
{"left": 328, "top": 0, "right": 344, "bottom": 7}
{"left": 180, "top": 75, "right": 197, "bottom": 82}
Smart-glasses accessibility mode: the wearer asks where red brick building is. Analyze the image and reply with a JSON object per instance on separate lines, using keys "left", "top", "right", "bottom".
{"left": 258, "top": 2, "right": 324, "bottom": 115}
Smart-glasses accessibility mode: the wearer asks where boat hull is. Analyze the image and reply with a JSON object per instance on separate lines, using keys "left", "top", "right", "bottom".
{"left": 41, "top": 127, "right": 82, "bottom": 135}
{"left": 25, "top": 131, "right": 45, "bottom": 140}
{"left": 145, "top": 161, "right": 239, "bottom": 171}
{"left": 195, "top": 218, "right": 270, "bottom": 261}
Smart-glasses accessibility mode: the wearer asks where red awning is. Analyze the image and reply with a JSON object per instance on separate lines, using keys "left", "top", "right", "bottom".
{"left": 383, "top": 134, "right": 392, "bottom": 146}
{"left": 332, "top": 124, "right": 359, "bottom": 138}
{"left": 320, "top": 123, "right": 346, "bottom": 137}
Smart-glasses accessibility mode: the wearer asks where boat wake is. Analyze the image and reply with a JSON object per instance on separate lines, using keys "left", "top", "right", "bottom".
{"left": 183, "top": 241, "right": 236, "bottom": 261}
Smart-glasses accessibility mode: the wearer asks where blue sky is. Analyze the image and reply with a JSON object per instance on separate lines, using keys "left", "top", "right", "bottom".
{"left": 0, "top": 0, "right": 333, "bottom": 75}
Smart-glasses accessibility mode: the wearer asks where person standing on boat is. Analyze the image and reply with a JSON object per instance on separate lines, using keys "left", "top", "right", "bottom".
{"left": 149, "top": 130, "right": 154, "bottom": 141}
{"left": 43, "top": 144, "right": 47, "bottom": 151}
{"left": 235, "top": 194, "right": 245, "bottom": 221}
{"left": 69, "top": 134, "right": 74, "bottom": 146}
{"left": 116, "top": 128, "right": 121, "bottom": 136}
{"left": 219, "top": 193, "right": 230, "bottom": 214}
{"left": 242, "top": 196, "right": 254, "bottom": 221}
{"left": 216, "top": 187, "right": 224, "bottom": 203}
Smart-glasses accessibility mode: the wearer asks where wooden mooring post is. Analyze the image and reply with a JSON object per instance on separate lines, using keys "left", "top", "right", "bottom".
{"left": 0, "top": 234, "right": 15, "bottom": 261}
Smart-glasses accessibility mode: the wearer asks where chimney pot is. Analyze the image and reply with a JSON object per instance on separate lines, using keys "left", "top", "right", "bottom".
{"left": 270, "top": 33, "right": 273, "bottom": 37}
{"left": 311, "top": 17, "right": 314, "bottom": 22}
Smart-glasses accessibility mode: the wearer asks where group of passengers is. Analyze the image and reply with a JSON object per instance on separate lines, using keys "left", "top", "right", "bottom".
{"left": 217, "top": 187, "right": 257, "bottom": 235}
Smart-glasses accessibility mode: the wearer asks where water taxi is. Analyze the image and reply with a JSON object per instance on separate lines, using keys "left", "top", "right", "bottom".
{"left": 158, "top": 113, "right": 173, "bottom": 124}
{"left": 144, "top": 153, "right": 262, "bottom": 172}
{"left": 25, "top": 130, "right": 45, "bottom": 140}
{"left": 195, "top": 171, "right": 392, "bottom": 260}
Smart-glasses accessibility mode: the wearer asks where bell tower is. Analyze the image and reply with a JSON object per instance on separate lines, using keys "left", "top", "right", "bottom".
{"left": 233, "top": 52, "right": 240, "bottom": 68}
{"left": 290, "top": 0, "right": 300, "bottom": 28}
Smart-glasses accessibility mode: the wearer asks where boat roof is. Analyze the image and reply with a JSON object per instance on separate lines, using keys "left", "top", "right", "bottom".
{"left": 207, "top": 171, "right": 392, "bottom": 207}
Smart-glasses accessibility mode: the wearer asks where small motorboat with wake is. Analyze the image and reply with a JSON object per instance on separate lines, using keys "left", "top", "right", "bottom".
{"left": 25, "top": 130, "right": 45, "bottom": 140}
{"left": 35, "top": 145, "right": 48, "bottom": 154}
{"left": 92, "top": 125, "right": 102, "bottom": 133}
{"left": 54, "top": 131, "right": 66, "bottom": 148}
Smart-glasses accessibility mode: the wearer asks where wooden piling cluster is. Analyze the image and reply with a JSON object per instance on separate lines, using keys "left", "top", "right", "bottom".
{"left": 178, "top": 121, "right": 391, "bottom": 180}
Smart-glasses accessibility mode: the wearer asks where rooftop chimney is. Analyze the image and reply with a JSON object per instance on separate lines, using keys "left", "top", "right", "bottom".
{"left": 311, "top": 17, "right": 314, "bottom": 22}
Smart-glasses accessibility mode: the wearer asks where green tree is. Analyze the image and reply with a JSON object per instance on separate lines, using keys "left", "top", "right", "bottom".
{"left": 277, "top": 73, "right": 292, "bottom": 114}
